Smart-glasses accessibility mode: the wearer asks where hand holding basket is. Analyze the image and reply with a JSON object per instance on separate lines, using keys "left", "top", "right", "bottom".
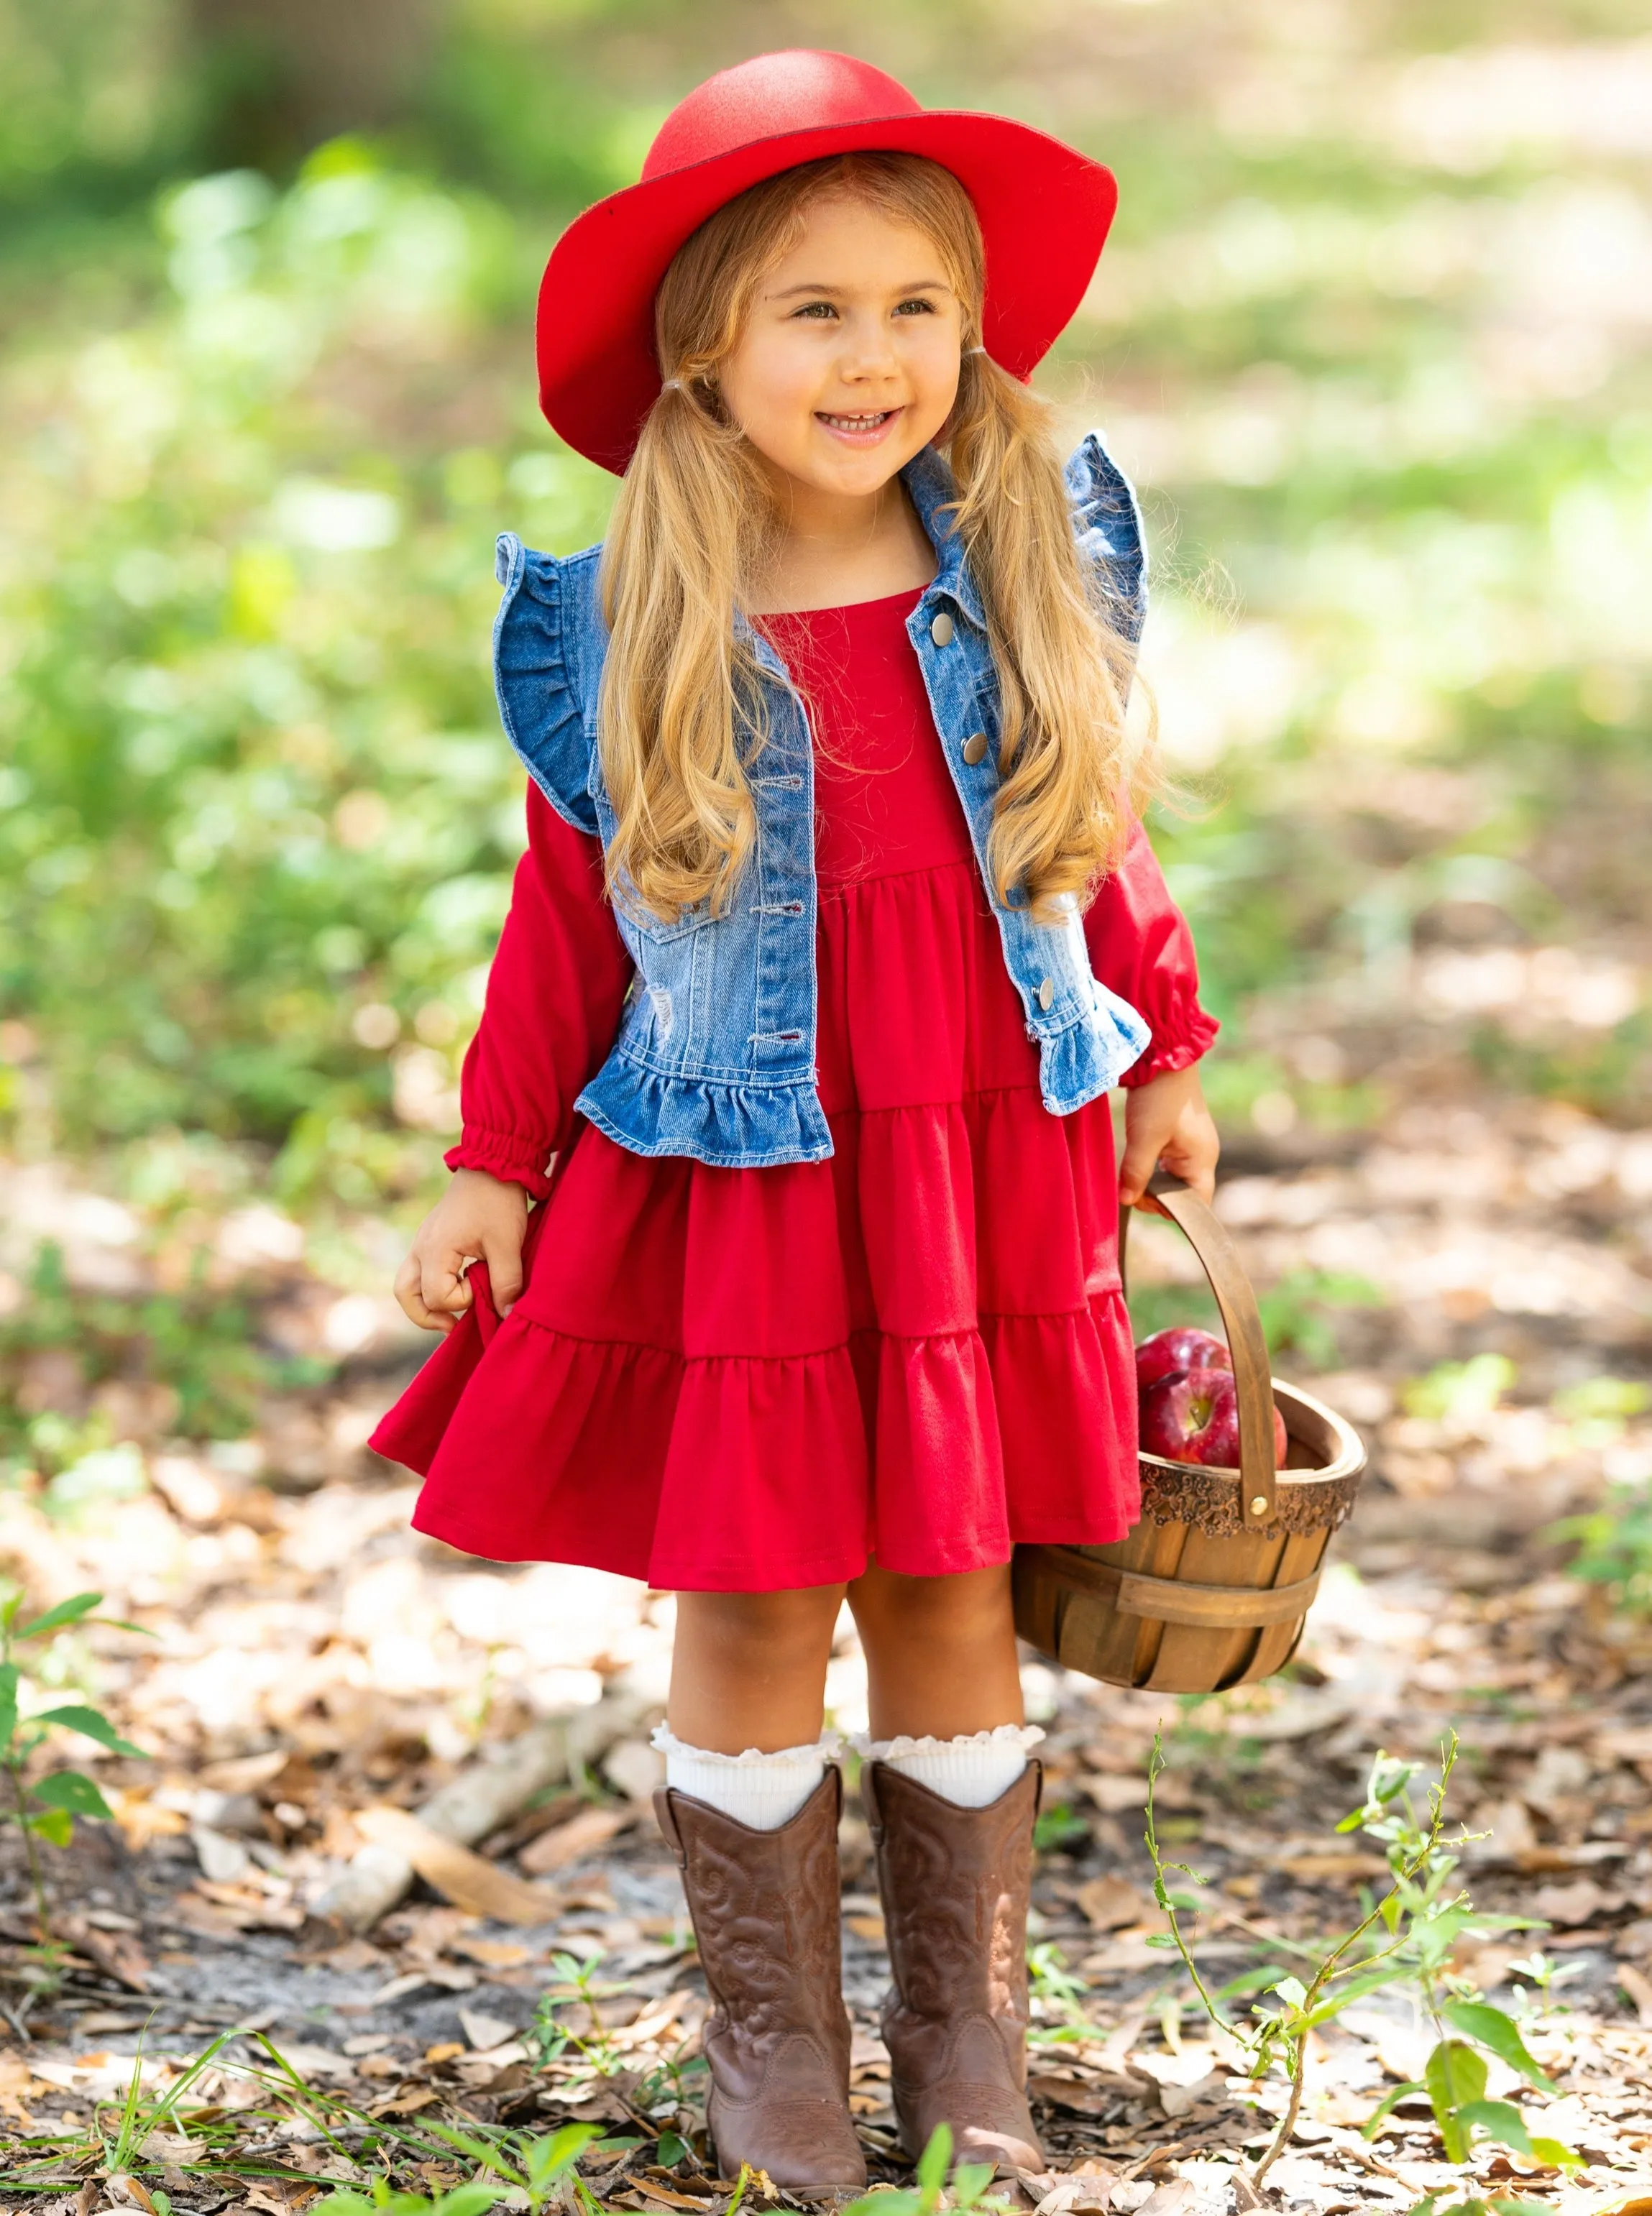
{"left": 1011, "top": 1178, "right": 1367, "bottom": 1695}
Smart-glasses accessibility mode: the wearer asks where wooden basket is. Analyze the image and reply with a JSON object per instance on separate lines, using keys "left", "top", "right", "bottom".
{"left": 1012, "top": 1179, "right": 1366, "bottom": 1694}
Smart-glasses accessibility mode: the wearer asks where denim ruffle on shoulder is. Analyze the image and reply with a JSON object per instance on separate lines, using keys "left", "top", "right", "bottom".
{"left": 1065, "top": 431, "right": 1148, "bottom": 646}
{"left": 1036, "top": 983, "right": 1154, "bottom": 1116}
{"left": 492, "top": 533, "right": 600, "bottom": 837}
{"left": 574, "top": 1052, "right": 835, "bottom": 1168}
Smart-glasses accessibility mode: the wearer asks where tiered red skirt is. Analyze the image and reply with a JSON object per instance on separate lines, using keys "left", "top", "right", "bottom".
{"left": 374, "top": 853, "right": 1140, "bottom": 1592}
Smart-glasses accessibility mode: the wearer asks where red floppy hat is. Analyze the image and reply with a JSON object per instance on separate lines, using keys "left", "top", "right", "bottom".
{"left": 537, "top": 48, "right": 1117, "bottom": 474}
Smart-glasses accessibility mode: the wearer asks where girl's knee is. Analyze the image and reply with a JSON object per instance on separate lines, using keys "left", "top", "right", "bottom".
{"left": 678, "top": 1584, "right": 843, "bottom": 1665}
{"left": 851, "top": 1563, "right": 1014, "bottom": 1646}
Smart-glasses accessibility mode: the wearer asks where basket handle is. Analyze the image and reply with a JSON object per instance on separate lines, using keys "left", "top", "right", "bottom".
{"left": 1119, "top": 1172, "right": 1279, "bottom": 1528}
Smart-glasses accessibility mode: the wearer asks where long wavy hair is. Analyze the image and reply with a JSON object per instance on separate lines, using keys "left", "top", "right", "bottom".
{"left": 598, "top": 151, "right": 1149, "bottom": 929}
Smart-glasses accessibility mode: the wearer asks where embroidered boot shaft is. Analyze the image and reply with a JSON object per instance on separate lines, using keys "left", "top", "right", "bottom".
{"left": 653, "top": 1770, "right": 866, "bottom": 2194}
{"left": 862, "top": 1760, "right": 1045, "bottom": 2174}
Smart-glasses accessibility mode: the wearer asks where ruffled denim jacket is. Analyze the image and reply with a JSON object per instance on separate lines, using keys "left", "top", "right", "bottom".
{"left": 490, "top": 433, "right": 1152, "bottom": 1168}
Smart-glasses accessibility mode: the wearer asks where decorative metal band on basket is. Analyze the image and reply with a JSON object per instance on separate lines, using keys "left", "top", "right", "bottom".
{"left": 1011, "top": 1177, "right": 1367, "bottom": 1696}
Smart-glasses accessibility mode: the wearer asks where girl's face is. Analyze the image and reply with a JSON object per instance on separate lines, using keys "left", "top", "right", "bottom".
{"left": 717, "top": 196, "right": 965, "bottom": 508}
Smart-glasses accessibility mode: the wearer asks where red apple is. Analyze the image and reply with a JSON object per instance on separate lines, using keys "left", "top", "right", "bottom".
{"left": 1135, "top": 1326, "right": 1231, "bottom": 1387}
{"left": 1138, "top": 1364, "right": 1288, "bottom": 1469}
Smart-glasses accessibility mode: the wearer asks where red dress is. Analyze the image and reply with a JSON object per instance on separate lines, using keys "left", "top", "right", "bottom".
{"left": 371, "top": 588, "right": 1216, "bottom": 1591}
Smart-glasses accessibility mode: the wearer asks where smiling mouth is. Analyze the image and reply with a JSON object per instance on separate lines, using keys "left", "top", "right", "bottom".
{"left": 816, "top": 408, "right": 901, "bottom": 436}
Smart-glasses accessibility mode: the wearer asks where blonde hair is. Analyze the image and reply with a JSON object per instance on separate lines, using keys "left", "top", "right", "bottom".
{"left": 599, "top": 152, "right": 1149, "bottom": 929}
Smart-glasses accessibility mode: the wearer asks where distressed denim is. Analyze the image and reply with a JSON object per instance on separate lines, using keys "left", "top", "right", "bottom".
{"left": 490, "top": 433, "right": 1152, "bottom": 1168}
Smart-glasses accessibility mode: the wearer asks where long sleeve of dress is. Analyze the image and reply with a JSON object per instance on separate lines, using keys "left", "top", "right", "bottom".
{"left": 1085, "top": 815, "right": 1220, "bottom": 1088}
{"left": 443, "top": 784, "right": 635, "bottom": 1198}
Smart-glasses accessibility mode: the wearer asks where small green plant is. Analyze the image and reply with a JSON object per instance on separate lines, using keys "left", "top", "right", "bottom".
{"left": 528, "top": 1948, "right": 633, "bottom": 2078}
{"left": 0, "top": 1587, "right": 148, "bottom": 1954}
{"left": 1144, "top": 1734, "right": 1577, "bottom": 2198}
{"left": 313, "top": 2120, "right": 600, "bottom": 2216}
{"left": 843, "top": 2123, "right": 1007, "bottom": 2216}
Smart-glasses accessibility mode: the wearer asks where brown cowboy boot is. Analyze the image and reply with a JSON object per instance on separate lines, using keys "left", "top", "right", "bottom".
{"left": 862, "top": 1760, "right": 1044, "bottom": 2174}
{"left": 654, "top": 1770, "right": 867, "bottom": 2195}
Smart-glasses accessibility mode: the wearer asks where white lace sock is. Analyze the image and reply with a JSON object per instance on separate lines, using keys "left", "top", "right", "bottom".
{"left": 855, "top": 1723, "right": 1045, "bottom": 1808}
{"left": 651, "top": 1725, "right": 842, "bottom": 1831}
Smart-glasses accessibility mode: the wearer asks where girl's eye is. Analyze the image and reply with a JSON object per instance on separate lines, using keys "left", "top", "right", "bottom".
{"left": 894, "top": 298, "right": 937, "bottom": 316}
{"left": 791, "top": 301, "right": 837, "bottom": 321}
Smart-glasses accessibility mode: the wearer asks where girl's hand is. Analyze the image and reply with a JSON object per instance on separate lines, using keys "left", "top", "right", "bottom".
{"left": 1119, "top": 1065, "right": 1219, "bottom": 1210}
{"left": 395, "top": 1169, "right": 529, "bottom": 1333}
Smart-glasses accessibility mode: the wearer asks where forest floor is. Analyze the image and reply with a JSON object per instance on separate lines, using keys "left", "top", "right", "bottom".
{"left": 3, "top": 1016, "right": 1652, "bottom": 2215}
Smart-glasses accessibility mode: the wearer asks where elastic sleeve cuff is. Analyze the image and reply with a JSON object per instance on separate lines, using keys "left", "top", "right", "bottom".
{"left": 444, "top": 1128, "right": 556, "bottom": 1201}
{"left": 1118, "top": 1008, "right": 1221, "bottom": 1089}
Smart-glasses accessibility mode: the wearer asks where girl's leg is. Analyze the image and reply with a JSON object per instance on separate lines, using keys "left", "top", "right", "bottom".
{"left": 848, "top": 1560, "right": 1023, "bottom": 1739}
{"left": 654, "top": 1583, "right": 865, "bottom": 2194}
{"left": 848, "top": 1561, "right": 1045, "bottom": 2175}
{"left": 667, "top": 1583, "right": 845, "bottom": 1751}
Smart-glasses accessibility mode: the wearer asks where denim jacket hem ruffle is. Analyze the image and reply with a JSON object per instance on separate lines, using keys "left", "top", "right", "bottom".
{"left": 574, "top": 1053, "right": 835, "bottom": 1167}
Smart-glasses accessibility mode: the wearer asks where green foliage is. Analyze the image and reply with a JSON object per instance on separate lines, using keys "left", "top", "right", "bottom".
{"left": 1, "top": 138, "right": 615, "bottom": 1212}
{"left": 1255, "top": 1268, "right": 1385, "bottom": 1367}
{"left": 1403, "top": 1355, "right": 1517, "bottom": 1426}
{"left": 0, "top": 1586, "right": 149, "bottom": 1946}
{"left": 312, "top": 2120, "right": 599, "bottom": 2216}
{"left": 1144, "top": 1734, "right": 1574, "bottom": 2191}
{"left": 1031, "top": 1798, "right": 1091, "bottom": 1853}
{"left": 0, "top": 1236, "right": 311, "bottom": 1457}
{"left": 0, "top": 0, "right": 1646, "bottom": 1228}
{"left": 1553, "top": 1477, "right": 1652, "bottom": 1616}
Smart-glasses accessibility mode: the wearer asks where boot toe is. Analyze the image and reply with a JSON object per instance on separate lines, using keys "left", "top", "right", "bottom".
{"left": 898, "top": 2082, "right": 1044, "bottom": 2175}
{"left": 713, "top": 2097, "right": 868, "bottom": 2194}
{"left": 954, "top": 2118, "right": 1044, "bottom": 2174}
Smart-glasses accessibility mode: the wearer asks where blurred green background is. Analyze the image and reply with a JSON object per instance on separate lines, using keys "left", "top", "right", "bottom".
{"left": 1, "top": 0, "right": 1648, "bottom": 1231}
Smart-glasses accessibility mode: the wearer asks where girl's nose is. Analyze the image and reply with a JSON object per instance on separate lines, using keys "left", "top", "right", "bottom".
{"left": 834, "top": 316, "right": 901, "bottom": 382}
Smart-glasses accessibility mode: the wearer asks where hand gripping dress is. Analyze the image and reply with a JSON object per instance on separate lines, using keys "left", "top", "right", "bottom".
{"left": 371, "top": 587, "right": 1218, "bottom": 1592}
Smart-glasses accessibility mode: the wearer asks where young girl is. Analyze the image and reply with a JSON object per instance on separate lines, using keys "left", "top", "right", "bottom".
{"left": 373, "top": 49, "right": 1219, "bottom": 2194}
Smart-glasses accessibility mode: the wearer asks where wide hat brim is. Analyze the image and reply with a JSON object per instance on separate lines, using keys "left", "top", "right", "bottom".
{"left": 537, "top": 109, "right": 1116, "bottom": 474}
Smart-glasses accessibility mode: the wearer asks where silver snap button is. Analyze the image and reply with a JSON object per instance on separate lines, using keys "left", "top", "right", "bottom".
{"left": 1037, "top": 976, "right": 1054, "bottom": 1010}
{"left": 930, "top": 611, "right": 955, "bottom": 647}
{"left": 962, "top": 731, "right": 988, "bottom": 765}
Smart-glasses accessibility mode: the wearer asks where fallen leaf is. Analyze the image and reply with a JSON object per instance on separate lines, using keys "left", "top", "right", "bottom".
{"left": 1471, "top": 1798, "right": 1540, "bottom": 1860}
{"left": 605, "top": 1737, "right": 666, "bottom": 1803}
{"left": 846, "top": 1911, "right": 887, "bottom": 1944}
{"left": 1158, "top": 2066, "right": 1227, "bottom": 2118}
{"left": 1028, "top": 2072, "right": 1134, "bottom": 2118}
{"left": 612, "top": 1988, "right": 694, "bottom": 2049}
{"left": 355, "top": 1806, "right": 561, "bottom": 1924}
{"left": 1617, "top": 1962, "right": 1652, "bottom": 2027}
{"left": 1134, "top": 2184, "right": 1198, "bottom": 2216}
{"left": 1029, "top": 2179, "right": 1116, "bottom": 2216}
{"left": 1084, "top": 1775, "right": 1149, "bottom": 1814}
{"left": 1531, "top": 1877, "right": 1619, "bottom": 1927}
{"left": 457, "top": 2006, "right": 517, "bottom": 2051}
{"left": 518, "top": 1803, "right": 635, "bottom": 1877}
{"left": 1078, "top": 1875, "right": 1150, "bottom": 1931}
{"left": 449, "top": 1935, "right": 531, "bottom": 1967}
{"left": 1278, "top": 1852, "right": 1390, "bottom": 1882}
{"left": 56, "top": 1914, "right": 151, "bottom": 1992}
{"left": 1616, "top": 1919, "right": 1652, "bottom": 1961}
{"left": 372, "top": 2089, "right": 442, "bottom": 2115}
{"left": 631, "top": 2182, "right": 714, "bottom": 2210}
